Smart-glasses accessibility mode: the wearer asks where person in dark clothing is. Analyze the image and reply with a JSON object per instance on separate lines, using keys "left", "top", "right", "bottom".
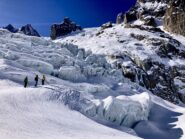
{"left": 35, "top": 75, "right": 39, "bottom": 87}
{"left": 24, "top": 76, "right": 28, "bottom": 88}
{"left": 42, "top": 75, "right": 46, "bottom": 85}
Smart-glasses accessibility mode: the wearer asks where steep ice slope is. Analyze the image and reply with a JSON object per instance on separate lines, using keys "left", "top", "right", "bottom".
{"left": 0, "top": 28, "right": 185, "bottom": 139}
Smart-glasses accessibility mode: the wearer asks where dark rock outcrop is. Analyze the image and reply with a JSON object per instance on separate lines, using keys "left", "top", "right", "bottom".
{"left": 142, "top": 17, "right": 157, "bottom": 27}
{"left": 50, "top": 18, "right": 82, "bottom": 40}
{"left": 20, "top": 24, "right": 40, "bottom": 37}
{"left": 3, "top": 24, "right": 18, "bottom": 33}
{"left": 120, "top": 16, "right": 184, "bottom": 103}
{"left": 124, "top": 9, "right": 138, "bottom": 24}
{"left": 101, "top": 22, "right": 113, "bottom": 30}
{"left": 117, "top": 8, "right": 138, "bottom": 25}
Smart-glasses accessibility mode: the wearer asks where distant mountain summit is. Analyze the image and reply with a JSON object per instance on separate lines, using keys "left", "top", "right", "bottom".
{"left": 3, "top": 24, "right": 40, "bottom": 37}
{"left": 20, "top": 24, "right": 40, "bottom": 37}
{"left": 3, "top": 24, "right": 19, "bottom": 33}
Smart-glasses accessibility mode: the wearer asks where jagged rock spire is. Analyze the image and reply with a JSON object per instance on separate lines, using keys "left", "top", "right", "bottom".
{"left": 50, "top": 17, "right": 82, "bottom": 40}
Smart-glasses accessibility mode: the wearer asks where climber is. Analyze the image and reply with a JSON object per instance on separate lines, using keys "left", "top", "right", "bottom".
{"left": 35, "top": 75, "right": 39, "bottom": 87}
{"left": 42, "top": 75, "right": 46, "bottom": 85}
{"left": 24, "top": 76, "right": 28, "bottom": 88}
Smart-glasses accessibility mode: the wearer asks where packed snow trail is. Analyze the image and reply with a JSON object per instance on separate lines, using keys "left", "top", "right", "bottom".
{"left": 0, "top": 82, "right": 140, "bottom": 139}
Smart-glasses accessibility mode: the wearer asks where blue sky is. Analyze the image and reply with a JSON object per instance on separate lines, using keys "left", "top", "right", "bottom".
{"left": 0, "top": 0, "right": 136, "bottom": 36}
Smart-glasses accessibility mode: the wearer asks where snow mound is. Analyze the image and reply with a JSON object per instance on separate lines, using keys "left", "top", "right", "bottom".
{"left": 83, "top": 92, "right": 151, "bottom": 128}
{"left": 42, "top": 85, "right": 151, "bottom": 129}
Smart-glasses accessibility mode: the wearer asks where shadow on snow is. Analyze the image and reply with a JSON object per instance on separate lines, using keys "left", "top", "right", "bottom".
{"left": 134, "top": 103, "right": 183, "bottom": 139}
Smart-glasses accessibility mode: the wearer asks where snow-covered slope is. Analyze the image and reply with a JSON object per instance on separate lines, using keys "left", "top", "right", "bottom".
{"left": 55, "top": 24, "right": 185, "bottom": 72}
{"left": 0, "top": 27, "right": 185, "bottom": 139}
{"left": 55, "top": 25, "right": 174, "bottom": 63}
{"left": 55, "top": 22, "right": 185, "bottom": 103}
{"left": 0, "top": 80, "right": 141, "bottom": 139}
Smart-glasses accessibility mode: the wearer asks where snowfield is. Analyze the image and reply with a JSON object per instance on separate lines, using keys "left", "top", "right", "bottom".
{"left": 0, "top": 81, "right": 140, "bottom": 139}
{"left": 0, "top": 27, "right": 184, "bottom": 139}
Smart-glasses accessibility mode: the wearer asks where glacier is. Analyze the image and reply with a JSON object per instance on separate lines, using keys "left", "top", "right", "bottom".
{"left": 0, "top": 21, "right": 184, "bottom": 139}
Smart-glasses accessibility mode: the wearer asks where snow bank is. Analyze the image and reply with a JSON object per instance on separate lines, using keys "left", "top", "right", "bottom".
{"left": 83, "top": 92, "right": 151, "bottom": 128}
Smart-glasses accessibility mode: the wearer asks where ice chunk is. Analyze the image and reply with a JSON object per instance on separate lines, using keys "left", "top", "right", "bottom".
{"left": 85, "top": 92, "right": 151, "bottom": 128}
{"left": 16, "top": 59, "right": 54, "bottom": 74}
{"left": 59, "top": 66, "right": 86, "bottom": 82}
{"left": 76, "top": 48, "right": 85, "bottom": 60}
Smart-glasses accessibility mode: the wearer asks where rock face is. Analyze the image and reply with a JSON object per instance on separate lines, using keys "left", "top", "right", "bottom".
{"left": 123, "top": 30, "right": 184, "bottom": 103}
{"left": 50, "top": 18, "right": 82, "bottom": 40}
{"left": 124, "top": 9, "right": 138, "bottom": 24}
{"left": 164, "top": 2, "right": 185, "bottom": 36}
{"left": 114, "top": 0, "right": 185, "bottom": 103}
{"left": 20, "top": 24, "right": 40, "bottom": 37}
{"left": 3, "top": 24, "right": 40, "bottom": 37}
{"left": 117, "top": 0, "right": 167, "bottom": 25}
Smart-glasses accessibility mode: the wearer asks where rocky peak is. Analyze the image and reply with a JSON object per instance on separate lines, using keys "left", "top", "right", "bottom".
{"left": 3, "top": 24, "right": 40, "bottom": 37}
{"left": 117, "top": 0, "right": 185, "bottom": 36}
{"left": 3, "top": 24, "right": 19, "bottom": 33}
{"left": 20, "top": 24, "right": 40, "bottom": 37}
{"left": 50, "top": 17, "right": 82, "bottom": 40}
